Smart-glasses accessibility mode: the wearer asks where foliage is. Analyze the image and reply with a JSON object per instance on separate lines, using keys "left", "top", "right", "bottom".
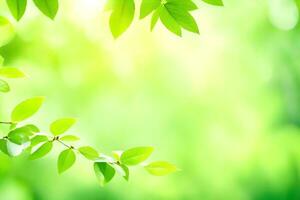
{"left": 4, "top": 0, "right": 223, "bottom": 38}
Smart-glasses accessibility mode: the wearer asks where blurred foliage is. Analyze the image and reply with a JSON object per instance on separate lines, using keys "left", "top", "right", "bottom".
{"left": 2, "top": 0, "right": 300, "bottom": 199}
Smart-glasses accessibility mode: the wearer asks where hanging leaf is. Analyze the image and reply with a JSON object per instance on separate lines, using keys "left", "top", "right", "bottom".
{"left": 33, "top": 0, "right": 59, "bottom": 19}
{"left": 94, "top": 162, "right": 115, "bottom": 186}
{"left": 202, "top": 0, "right": 223, "bottom": 6}
{"left": 58, "top": 149, "right": 76, "bottom": 174}
{"left": 29, "top": 141, "right": 52, "bottom": 160}
{"left": 79, "top": 146, "right": 99, "bottom": 160}
{"left": 140, "top": 0, "right": 161, "bottom": 19}
{"left": 145, "top": 161, "right": 178, "bottom": 176}
{"left": 8, "top": 129, "right": 30, "bottom": 145}
{"left": 50, "top": 118, "right": 76, "bottom": 136}
{"left": 120, "top": 146, "right": 154, "bottom": 166}
{"left": 11, "top": 97, "right": 44, "bottom": 123}
{"left": 0, "top": 67, "right": 26, "bottom": 78}
{"left": 30, "top": 135, "right": 48, "bottom": 147}
{"left": 6, "top": 0, "right": 27, "bottom": 21}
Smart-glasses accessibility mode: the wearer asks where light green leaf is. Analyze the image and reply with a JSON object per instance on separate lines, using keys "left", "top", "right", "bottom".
{"left": 79, "top": 146, "right": 99, "bottom": 160}
{"left": 151, "top": 7, "right": 161, "bottom": 31}
{"left": 6, "top": 0, "right": 27, "bottom": 21}
{"left": 0, "top": 67, "right": 26, "bottom": 78}
{"left": 60, "top": 135, "right": 80, "bottom": 142}
{"left": 50, "top": 118, "right": 76, "bottom": 136}
{"left": 165, "top": 4, "right": 199, "bottom": 34}
{"left": 119, "top": 164, "right": 129, "bottom": 181}
{"left": 202, "top": 0, "right": 223, "bottom": 6}
{"left": 58, "top": 149, "right": 76, "bottom": 174}
{"left": 0, "top": 139, "right": 9, "bottom": 156}
{"left": 0, "top": 79, "right": 10, "bottom": 93}
{"left": 33, "top": 0, "right": 58, "bottom": 19}
{"left": 109, "top": 0, "right": 135, "bottom": 38}
{"left": 0, "top": 17, "right": 14, "bottom": 47}
{"left": 94, "top": 162, "right": 115, "bottom": 186}
{"left": 140, "top": 0, "right": 161, "bottom": 19}
{"left": 10, "top": 124, "right": 40, "bottom": 138}
{"left": 104, "top": 0, "right": 117, "bottom": 11}
{"left": 11, "top": 97, "right": 45, "bottom": 123}
{"left": 29, "top": 141, "right": 52, "bottom": 160}
{"left": 145, "top": 161, "right": 178, "bottom": 176}
{"left": 8, "top": 129, "right": 30, "bottom": 145}
{"left": 31, "top": 135, "right": 48, "bottom": 147}
{"left": 160, "top": 6, "right": 182, "bottom": 36}
{"left": 167, "top": 0, "right": 198, "bottom": 11}
{"left": 120, "top": 146, "right": 154, "bottom": 166}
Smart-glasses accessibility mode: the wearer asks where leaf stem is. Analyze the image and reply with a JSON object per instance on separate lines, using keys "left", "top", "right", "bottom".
{"left": 0, "top": 121, "right": 12, "bottom": 125}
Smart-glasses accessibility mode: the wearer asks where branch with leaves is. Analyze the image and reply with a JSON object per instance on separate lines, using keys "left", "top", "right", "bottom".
{"left": 5, "top": 0, "right": 223, "bottom": 38}
{"left": 0, "top": 57, "right": 178, "bottom": 186}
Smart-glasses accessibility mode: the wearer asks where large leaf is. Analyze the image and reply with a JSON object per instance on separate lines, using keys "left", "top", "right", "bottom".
{"left": 29, "top": 141, "right": 52, "bottom": 160}
{"left": 33, "top": 0, "right": 58, "bottom": 19}
{"left": 145, "top": 161, "right": 178, "bottom": 176}
{"left": 6, "top": 0, "right": 27, "bottom": 21}
{"left": 94, "top": 162, "right": 115, "bottom": 186}
{"left": 50, "top": 118, "right": 76, "bottom": 136}
{"left": 78, "top": 146, "right": 99, "bottom": 160}
{"left": 0, "top": 79, "right": 10, "bottom": 93}
{"left": 58, "top": 149, "right": 76, "bottom": 174}
{"left": 202, "top": 0, "right": 223, "bottom": 6}
{"left": 120, "top": 146, "right": 154, "bottom": 166}
{"left": 109, "top": 0, "right": 135, "bottom": 38}
{"left": 0, "top": 67, "right": 26, "bottom": 78}
{"left": 11, "top": 97, "right": 44, "bottom": 123}
{"left": 140, "top": 0, "right": 160, "bottom": 19}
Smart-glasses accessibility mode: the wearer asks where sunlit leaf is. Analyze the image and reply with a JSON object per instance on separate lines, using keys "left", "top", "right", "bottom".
{"left": 0, "top": 67, "right": 26, "bottom": 78}
{"left": 50, "top": 118, "right": 76, "bottom": 136}
{"left": 202, "top": 0, "right": 223, "bottom": 6}
{"left": 94, "top": 162, "right": 115, "bottom": 186}
{"left": 159, "top": 6, "right": 182, "bottom": 36}
{"left": 140, "top": 0, "right": 160, "bottom": 19}
{"left": 120, "top": 146, "right": 154, "bottom": 166}
{"left": 29, "top": 141, "right": 52, "bottom": 160}
{"left": 11, "top": 97, "right": 45, "bottom": 122}
{"left": 60, "top": 135, "right": 80, "bottom": 142}
{"left": 33, "top": 0, "right": 58, "bottom": 19}
{"left": 145, "top": 161, "right": 178, "bottom": 176}
{"left": 151, "top": 7, "right": 161, "bottom": 31}
{"left": 6, "top": 0, "right": 27, "bottom": 21}
{"left": 58, "top": 149, "right": 76, "bottom": 174}
{"left": 8, "top": 129, "right": 30, "bottom": 145}
{"left": 79, "top": 146, "right": 99, "bottom": 160}
{"left": 168, "top": 0, "right": 198, "bottom": 11}
{"left": 31, "top": 135, "right": 48, "bottom": 147}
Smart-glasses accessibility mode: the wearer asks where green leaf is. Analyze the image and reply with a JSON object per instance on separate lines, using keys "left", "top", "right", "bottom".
{"left": 140, "top": 0, "right": 161, "bottom": 19}
{"left": 151, "top": 7, "right": 161, "bottom": 31}
{"left": 165, "top": 3, "right": 199, "bottom": 34}
{"left": 11, "top": 97, "right": 45, "bottom": 123}
{"left": 109, "top": 0, "right": 135, "bottom": 38}
{"left": 159, "top": 6, "right": 182, "bottom": 36}
{"left": 0, "top": 139, "right": 9, "bottom": 156}
{"left": 29, "top": 141, "right": 52, "bottom": 160}
{"left": 50, "top": 118, "right": 76, "bottom": 136}
{"left": 6, "top": 0, "right": 27, "bottom": 21}
{"left": 33, "top": 0, "right": 58, "bottom": 19}
{"left": 0, "top": 79, "right": 10, "bottom": 93}
{"left": 30, "top": 135, "right": 48, "bottom": 147}
{"left": 120, "top": 146, "right": 154, "bottom": 166}
{"left": 119, "top": 164, "right": 129, "bottom": 181}
{"left": 0, "top": 55, "right": 4, "bottom": 66}
{"left": 8, "top": 128, "right": 31, "bottom": 145}
{"left": 60, "top": 135, "right": 80, "bottom": 142}
{"left": 10, "top": 124, "right": 40, "bottom": 138}
{"left": 202, "top": 0, "right": 223, "bottom": 6}
{"left": 0, "top": 67, "right": 26, "bottom": 78}
{"left": 94, "top": 162, "right": 115, "bottom": 186}
{"left": 58, "top": 149, "right": 76, "bottom": 174}
{"left": 167, "top": 0, "right": 198, "bottom": 11}
{"left": 0, "top": 17, "right": 14, "bottom": 47}
{"left": 78, "top": 146, "right": 99, "bottom": 160}
{"left": 145, "top": 161, "right": 178, "bottom": 176}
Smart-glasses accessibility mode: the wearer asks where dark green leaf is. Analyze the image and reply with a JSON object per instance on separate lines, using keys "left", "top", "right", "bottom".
{"left": 0, "top": 139, "right": 9, "bottom": 156}
{"left": 29, "top": 141, "right": 52, "bottom": 160}
{"left": 33, "top": 0, "right": 58, "bottom": 19}
{"left": 58, "top": 149, "right": 76, "bottom": 174}
{"left": 120, "top": 146, "right": 154, "bottom": 166}
{"left": 94, "top": 162, "right": 115, "bottom": 186}
{"left": 6, "top": 0, "right": 27, "bottom": 21}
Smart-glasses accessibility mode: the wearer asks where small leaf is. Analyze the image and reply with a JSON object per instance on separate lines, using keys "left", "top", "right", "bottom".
{"left": 11, "top": 97, "right": 45, "bottom": 123}
{"left": 109, "top": 0, "right": 135, "bottom": 38}
{"left": 60, "top": 135, "right": 80, "bottom": 142}
{"left": 31, "top": 135, "right": 48, "bottom": 147}
{"left": 119, "top": 164, "right": 129, "bottom": 181}
{"left": 0, "top": 79, "right": 10, "bottom": 93}
{"left": 8, "top": 129, "right": 30, "bottom": 145}
{"left": 6, "top": 0, "right": 27, "bottom": 21}
{"left": 112, "top": 150, "right": 123, "bottom": 161}
{"left": 58, "top": 149, "right": 76, "bottom": 174}
{"left": 140, "top": 0, "right": 161, "bottom": 19}
{"left": 0, "top": 139, "right": 9, "bottom": 156}
{"left": 94, "top": 162, "right": 115, "bottom": 186}
{"left": 79, "top": 146, "right": 99, "bottom": 160}
{"left": 33, "top": 0, "right": 58, "bottom": 19}
{"left": 202, "top": 0, "right": 223, "bottom": 6}
{"left": 0, "top": 67, "right": 25, "bottom": 78}
{"left": 50, "top": 118, "right": 76, "bottom": 136}
{"left": 29, "top": 141, "right": 52, "bottom": 160}
{"left": 120, "top": 146, "right": 154, "bottom": 166}
{"left": 145, "top": 161, "right": 178, "bottom": 176}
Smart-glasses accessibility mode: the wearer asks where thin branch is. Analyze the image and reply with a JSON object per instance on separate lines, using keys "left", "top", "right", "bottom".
{"left": 0, "top": 122, "right": 12, "bottom": 125}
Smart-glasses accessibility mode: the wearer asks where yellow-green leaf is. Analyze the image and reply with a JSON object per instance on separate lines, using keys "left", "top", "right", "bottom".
{"left": 58, "top": 149, "right": 76, "bottom": 174}
{"left": 79, "top": 146, "right": 99, "bottom": 160}
{"left": 145, "top": 161, "right": 178, "bottom": 176}
{"left": 6, "top": 0, "right": 27, "bottom": 21}
{"left": 0, "top": 79, "right": 10, "bottom": 93}
{"left": 0, "top": 17, "right": 14, "bottom": 47}
{"left": 60, "top": 135, "right": 80, "bottom": 142}
{"left": 202, "top": 0, "right": 223, "bottom": 6}
{"left": 0, "top": 67, "right": 26, "bottom": 78}
{"left": 120, "top": 146, "right": 154, "bottom": 166}
{"left": 33, "top": 0, "right": 58, "bottom": 19}
{"left": 50, "top": 118, "right": 76, "bottom": 136}
{"left": 29, "top": 141, "right": 52, "bottom": 160}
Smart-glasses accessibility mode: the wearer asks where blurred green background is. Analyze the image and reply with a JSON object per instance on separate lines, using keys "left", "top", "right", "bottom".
{"left": 1, "top": 0, "right": 300, "bottom": 199}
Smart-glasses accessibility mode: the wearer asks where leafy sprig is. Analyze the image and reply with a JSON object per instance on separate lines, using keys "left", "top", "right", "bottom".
{"left": 4, "top": 0, "right": 223, "bottom": 38}
{"left": 0, "top": 58, "right": 177, "bottom": 186}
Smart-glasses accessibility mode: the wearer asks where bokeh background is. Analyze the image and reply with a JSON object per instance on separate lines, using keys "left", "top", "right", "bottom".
{"left": 1, "top": 0, "right": 300, "bottom": 199}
